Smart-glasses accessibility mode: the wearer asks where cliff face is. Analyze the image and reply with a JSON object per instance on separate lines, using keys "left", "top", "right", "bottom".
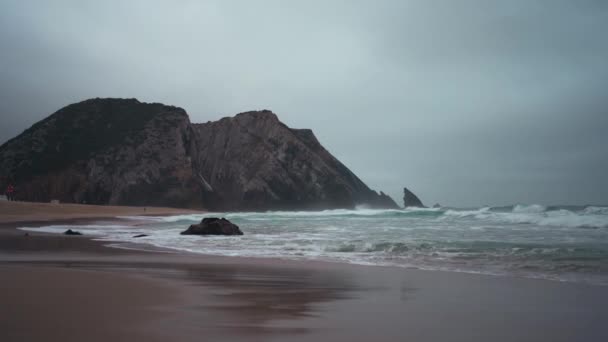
{"left": 0, "top": 98, "right": 201, "bottom": 207}
{"left": 0, "top": 98, "right": 398, "bottom": 210}
{"left": 192, "top": 110, "right": 396, "bottom": 210}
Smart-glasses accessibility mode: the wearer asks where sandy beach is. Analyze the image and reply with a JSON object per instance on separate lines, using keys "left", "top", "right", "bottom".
{"left": 1, "top": 201, "right": 608, "bottom": 342}
{"left": 0, "top": 200, "right": 201, "bottom": 223}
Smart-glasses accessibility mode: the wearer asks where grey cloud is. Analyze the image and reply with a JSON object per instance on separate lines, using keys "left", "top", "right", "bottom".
{"left": 1, "top": 0, "right": 607, "bottom": 206}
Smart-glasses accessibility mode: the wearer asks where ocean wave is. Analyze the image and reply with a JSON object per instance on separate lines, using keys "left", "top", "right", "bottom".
{"left": 584, "top": 206, "right": 608, "bottom": 215}
{"left": 512, "top": 204, "right": 547, "bottom": 213}
{"left": 19, "top": 213, "right": 608, "bottom": 286}
{"left": 443, "top": 207, "right": 492, "bottom": 218}
{"left": 121, "top": 204, "right": 608, "bottom": 229}
{"left": 222, "top": 208, "right": 445, "bottom": 220}
{"left": 117, "top": 214, "right": 207, "bottom": 222}
{"left": 492, "top": 209, "right": 607, "bottom": 229}
{"left": 441, "top": 205, "right": 608, "bottom": 229}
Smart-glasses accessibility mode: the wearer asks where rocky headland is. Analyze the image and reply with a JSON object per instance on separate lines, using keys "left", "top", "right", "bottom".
{"left": 0, "top": 98, "right": 402, "bottom": 211}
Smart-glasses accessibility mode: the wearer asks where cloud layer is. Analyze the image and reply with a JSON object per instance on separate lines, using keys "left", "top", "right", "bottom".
{"left": 1, "top": 0, "right": 607, "bottom": 206}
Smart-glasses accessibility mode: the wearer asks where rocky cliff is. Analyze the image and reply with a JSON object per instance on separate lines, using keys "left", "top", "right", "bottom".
{"left": 0, "top": 98, "right": 201, "bottom": 207}
{"left": 191, "top": 110, "right": 397, "bottom": 210}
{"left": 0, "top": 98, "right": 399, "bottom": 210}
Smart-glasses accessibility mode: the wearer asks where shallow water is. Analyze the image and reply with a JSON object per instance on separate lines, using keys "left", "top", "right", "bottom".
{"left": 20, "top": 204, "right": 608, "bottom": 285}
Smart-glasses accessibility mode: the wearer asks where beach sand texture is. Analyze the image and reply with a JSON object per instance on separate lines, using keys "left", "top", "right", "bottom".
{"left": 1, "top": 201, "right": 607, "bottom": 342}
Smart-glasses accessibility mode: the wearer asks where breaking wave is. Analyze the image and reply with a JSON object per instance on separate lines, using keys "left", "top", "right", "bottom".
{"left": 442, "top": 204, "right": 608, "bottom": 229}
{"left": 117, "top": 204, "right": 608, "bottom": 229}
{"left": 19, "top": 204, "right": 608, "bottom": 285}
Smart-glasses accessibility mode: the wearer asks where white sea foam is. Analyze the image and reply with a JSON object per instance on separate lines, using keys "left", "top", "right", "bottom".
{"left": 512, "top": 204, "right": 547, "bottom": 213}
{"left": 403, "top": 206, "right": 443, "bottom": 212}
{"left": 117, "top": 214, "right": 207, "bottom": 222}
{"left": 441, "top": 205, "right": 608, "bottom": 229}
{"left": 18, "top": 205, "right": 608, "bottom": 285}
{"left": 443, "top": 207, "right": 491, "bottom": 218}
{"left": 584, "top": 206, "right": 608, "bottom": 215}
{"left": 19, "top": 224, "right": 132, "bottom": 235}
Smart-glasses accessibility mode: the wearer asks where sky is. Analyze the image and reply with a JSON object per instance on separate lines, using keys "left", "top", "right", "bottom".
{"left": 1, "top": 0, "right": 607, "bottom": 207}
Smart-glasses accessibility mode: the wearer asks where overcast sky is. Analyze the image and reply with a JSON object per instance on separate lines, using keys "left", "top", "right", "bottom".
{"left": 1, "top": 0, "right": 607, "bottom": 206}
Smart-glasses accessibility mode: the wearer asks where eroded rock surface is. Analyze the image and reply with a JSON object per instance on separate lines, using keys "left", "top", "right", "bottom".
{"left": 0, "top": 98, "right": 399, "bottom": 211}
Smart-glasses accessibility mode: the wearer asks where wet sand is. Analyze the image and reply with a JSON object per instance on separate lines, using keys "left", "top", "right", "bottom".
{"left": 0, "top": 200, "right": 201, "bottom": 223}
{"left": 1, "top": 205, "right": 608, "bottom": 341}
{"left": 0, "top": 265, "right": 176, "bottom": 342}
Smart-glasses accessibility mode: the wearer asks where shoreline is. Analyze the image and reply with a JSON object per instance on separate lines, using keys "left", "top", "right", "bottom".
{"left": 12, "top": 215, "right": 608, "bottom": 287}
{"left": 2, "top": 203, "right": 608, "bottom": 341}
{"left": 7, "top": 209, "right": 608, "bottom": 287}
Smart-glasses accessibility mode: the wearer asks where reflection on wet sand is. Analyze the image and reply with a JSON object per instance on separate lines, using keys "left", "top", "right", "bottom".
{"left": 33, "top": 260, "right": 364, "bottom": 340}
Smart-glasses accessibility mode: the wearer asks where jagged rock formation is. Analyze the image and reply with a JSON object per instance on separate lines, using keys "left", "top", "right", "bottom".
{"left": 403, "top": 187, "right": 424, "bottom": 208}
{"left": 0, "top": 98, "right": 399, "bottom": 211}
{"left": 192, "top": 110, "right": 397, "bottom": 210}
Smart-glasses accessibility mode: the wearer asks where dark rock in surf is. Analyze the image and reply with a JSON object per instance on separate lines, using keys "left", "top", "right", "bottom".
{"left": 403, "top": 187, "right": 424, "bottom": 208}
{"left": 64, "top": 229, "right": 82, "bottom": 235}
{"left": 180, "top": 217, "right": 243, "bottom": 236}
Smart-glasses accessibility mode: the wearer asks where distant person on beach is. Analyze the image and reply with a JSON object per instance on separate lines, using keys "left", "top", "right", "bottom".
{"left": 6, "top": 184, "right": 15, "bottom": 201}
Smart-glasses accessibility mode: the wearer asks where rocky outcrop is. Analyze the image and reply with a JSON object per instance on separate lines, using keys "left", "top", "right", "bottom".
{"left": 181, "top": 217, "right": 243, "bottom": 235}
{"left": 0, "top": 98, "right": 399, "bottom": 211}
{"left": 403, "top": 187, "right": 424, "bottom": 208}
{"left": 0, "top": 98, "right": 201, "bottom": 207}
{"left": 192, "top": 110, "right": 399, "bottom": 210}
{"left": 64, "top": 229, "right": 82, "bottom": 235}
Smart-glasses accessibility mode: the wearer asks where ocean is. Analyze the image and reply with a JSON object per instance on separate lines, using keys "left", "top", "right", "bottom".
{"left": 20, "top": 204, "right": 608, "bottom": 285}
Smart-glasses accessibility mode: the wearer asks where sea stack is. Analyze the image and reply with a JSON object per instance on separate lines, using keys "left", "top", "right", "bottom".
{"left": 403, "top": 187, "right": 424, "bottom": 208}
